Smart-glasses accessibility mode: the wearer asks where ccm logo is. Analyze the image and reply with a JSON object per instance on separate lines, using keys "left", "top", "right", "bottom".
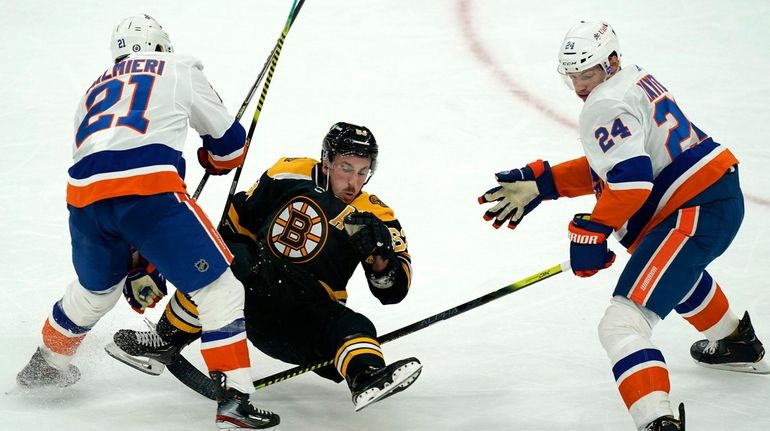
{"left": 569, "top": 232, "right": 601, "bottom": 244}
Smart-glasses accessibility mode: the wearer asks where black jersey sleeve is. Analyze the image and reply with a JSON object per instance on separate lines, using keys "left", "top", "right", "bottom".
{"left": 361, "top": 216, "right": 412, "bottom": 305}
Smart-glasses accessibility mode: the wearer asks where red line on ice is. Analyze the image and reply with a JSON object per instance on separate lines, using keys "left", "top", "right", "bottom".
{"left": 456, "top": 0, "right": 769, "bottom": 208}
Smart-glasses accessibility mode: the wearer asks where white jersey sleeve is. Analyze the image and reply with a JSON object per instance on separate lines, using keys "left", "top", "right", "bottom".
{"left": 187, "top": 60, "right": 236, "bottom": 139}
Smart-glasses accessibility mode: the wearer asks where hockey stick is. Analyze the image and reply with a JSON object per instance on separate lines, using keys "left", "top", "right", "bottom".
{"left": 167, "top": 261, "right": 570, "bottom": 400}
{"left": 214, "top": 0, "right": 306, "bottom": 228}
{"left": 191, "top": 0, "right": 306, "bottom": 202}
{"left": 191, "top": 52, "right": 270, "bottom": 200}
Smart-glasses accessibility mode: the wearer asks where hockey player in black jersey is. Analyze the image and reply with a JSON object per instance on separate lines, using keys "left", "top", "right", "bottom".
{"left": 107, "top": 122, "right": 422, "bottom": 411}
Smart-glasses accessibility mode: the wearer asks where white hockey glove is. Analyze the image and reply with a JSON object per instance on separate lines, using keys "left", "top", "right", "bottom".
{"left": 478, "top": 160, "right": 558, "bottom": 230}
{"left": 123, "top": 258, "right": 167, "bottom": 314}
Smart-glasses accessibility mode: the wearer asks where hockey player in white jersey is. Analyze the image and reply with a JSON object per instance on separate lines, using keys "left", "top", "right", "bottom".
{"left": 479, "top": 21, "right": 766, "bottom": 431}
{"left": 16, "top": 14, "right": 280, "bottom": 430}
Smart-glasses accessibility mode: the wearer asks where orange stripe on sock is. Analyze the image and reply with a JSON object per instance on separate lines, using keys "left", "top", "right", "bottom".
{"left": 201, "top": 338, "right": 250, "bottom": 372}
{"left": 684, "top": 283, "right": 729, "bottom": 332}
{"left": 617, "top": 366, "right": 670, "bottom": 409}
{"left": 42, "top": 319, "right": 85, "bottom": 356}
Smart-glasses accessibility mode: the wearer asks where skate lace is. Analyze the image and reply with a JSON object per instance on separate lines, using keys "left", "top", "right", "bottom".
{"left": 135, "top": 331, "right": 166, "bottom": 348}
{"left": 704, "top": 340, "right": 720, "bottom": 355}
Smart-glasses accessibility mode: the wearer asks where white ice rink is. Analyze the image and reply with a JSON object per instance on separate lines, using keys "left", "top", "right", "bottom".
{"left": 2, "top": 1, "right": 769, "bottom": 430}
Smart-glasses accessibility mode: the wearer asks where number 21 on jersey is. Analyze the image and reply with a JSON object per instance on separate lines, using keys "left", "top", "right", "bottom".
{"left": 75, "top": 75, "right": 156, "bottom": 147}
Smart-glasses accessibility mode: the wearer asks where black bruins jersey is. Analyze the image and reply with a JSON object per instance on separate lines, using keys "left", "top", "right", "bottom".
{"left": 220, "top": 157, "right": 412, "bottom": 305}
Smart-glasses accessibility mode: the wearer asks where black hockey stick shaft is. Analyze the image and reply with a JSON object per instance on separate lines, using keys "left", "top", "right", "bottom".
{"left": 251, "top": 261, "right": 569, "bottom": 388}
{"left": 167, "top": 261, "right": 569, "bottom": 399}
{"left": 192, "top": 0, "right": 306, "bottom": 201}
{"left": 215, "top": 0, "right": 305, "bottom": 229}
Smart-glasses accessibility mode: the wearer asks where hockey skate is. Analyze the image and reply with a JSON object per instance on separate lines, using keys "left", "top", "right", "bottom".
{"left": 690, "top": 311, "right": 769, "bottom": 374}
{"left": 16, "top": 347, "right": 81, "bottom": 388}
{"left": 644, "top": 402, "right": 685, "bottom": 430}
{"left": 105, "top": 325, "right": 183, "bottom": 376}
{"left": 347, "top": 357, "right": 423, "bottom": 412}
{"left": 212, "top": 372, "right": 280, "bottom": 430}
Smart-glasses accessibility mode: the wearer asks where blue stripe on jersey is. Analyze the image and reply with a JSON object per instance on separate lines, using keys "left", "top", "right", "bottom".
{"left": 68, "top": 143, "right": 184, "bottom": 180}
{"left": 52, "top": 300, "right": 91, "bottom": 334}
{"left": 674, "top": 271, "right": 713, "bottom": 314}
{"left": 200, "top": 318, "right": 246, "bottom": 343}
{"left": 612, "top": 348, "right": 665, "bottom": 381}
{"left": 200, "top": 120, "right": 246, "bottom": 157}
{"left": 619, "top": 138, "right": 720, "bottom": 248}
{"left": 607, "top": 155, "right": 654, "bottom": 186}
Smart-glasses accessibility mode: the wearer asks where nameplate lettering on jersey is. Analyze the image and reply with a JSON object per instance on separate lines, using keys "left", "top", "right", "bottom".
{"left": 88, "top": 59, "right": 167, "bottom": 92}
{"left": 635, "top": 74, "right": 668, "bottom": 102}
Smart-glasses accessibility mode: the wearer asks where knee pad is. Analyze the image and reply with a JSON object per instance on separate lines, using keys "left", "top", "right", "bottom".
{"left": 188, "top": 269, "right": 244, "bottom": 330}
{"left": 598, "top": 296, "right": 660, "bottom": 356}
{"left": 60, "top": 278, "right": 124, "bottom": 328}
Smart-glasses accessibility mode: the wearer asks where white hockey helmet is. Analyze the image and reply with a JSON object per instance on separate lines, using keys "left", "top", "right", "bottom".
{"left": 111, "top": 14, "right": 173, "bottom": 62}
{"left": 557, "top": 21, "right": 620, "bottom": 76}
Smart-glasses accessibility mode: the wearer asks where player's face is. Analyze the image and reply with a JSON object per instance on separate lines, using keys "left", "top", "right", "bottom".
{"left": 325, "top": 154, "right": 372, "bottom": 204}
{"left": 567, "top": 64, "right": 607, "bottom": 102}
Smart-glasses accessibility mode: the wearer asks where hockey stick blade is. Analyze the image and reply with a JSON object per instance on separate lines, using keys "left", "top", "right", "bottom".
{"left": 168, "top": 261, "right": 569, "bottom": 399}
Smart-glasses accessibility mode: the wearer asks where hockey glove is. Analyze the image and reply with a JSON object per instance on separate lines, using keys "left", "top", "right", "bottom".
{"left": 123, "top": 259, "right": 167, "bottom": 314}
{"left": 197, "top": 147, "right": 231, "bottom": 176}
{"left": 478, "top": 160, "right": 559, "bottom": 229}
{"left": 344, "top": 212, "right": 394, "bottom": 260}
{"left": 367, "top": 257, "right": 398, "bottom": 290}
{"left": 568, "top": 214, "right": 616, "bottom": 278}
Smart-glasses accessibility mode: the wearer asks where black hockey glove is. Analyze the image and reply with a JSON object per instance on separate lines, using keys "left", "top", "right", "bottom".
{"left": 344, "top": 212, "right": 394, "bottom": 260}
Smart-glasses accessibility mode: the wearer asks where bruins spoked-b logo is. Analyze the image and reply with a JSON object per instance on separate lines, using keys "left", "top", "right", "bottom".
{"left": 267, "top": 196, "right": 327, "bottom": 263}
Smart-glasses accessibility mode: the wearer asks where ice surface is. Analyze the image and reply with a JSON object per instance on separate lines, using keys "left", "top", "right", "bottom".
{"left": 2, "top": 1, "right": 768, "bottom": 430}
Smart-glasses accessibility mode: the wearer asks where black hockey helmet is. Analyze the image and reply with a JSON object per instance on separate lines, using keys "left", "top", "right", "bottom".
{"left": 321, "top": 122, "right": 378, "bottom": 173}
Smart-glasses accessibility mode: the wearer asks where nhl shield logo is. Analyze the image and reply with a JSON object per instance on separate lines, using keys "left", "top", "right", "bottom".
{"left": 195, "top": 259, "right": 209, "bottom": 272}
{"left": 267, "top": 196, "right": 327, "bottom": 263}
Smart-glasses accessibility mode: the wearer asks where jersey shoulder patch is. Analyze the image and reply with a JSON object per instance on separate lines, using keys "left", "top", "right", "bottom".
{"left": 266, "top": 157, "right": 319, "bottom": 180}
{"left": 351, "top": 192, "right": 395, "bottom": 222}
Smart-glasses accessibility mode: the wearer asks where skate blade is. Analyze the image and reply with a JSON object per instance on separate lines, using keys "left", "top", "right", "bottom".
{"left": 104, "top": 342, "right": 166, "bottom": 376}
{"left": 354, "top": 361, "right": 423, "bottom": 412}
{"left": 693, "top": 357, "right": 770, "bottom": 375}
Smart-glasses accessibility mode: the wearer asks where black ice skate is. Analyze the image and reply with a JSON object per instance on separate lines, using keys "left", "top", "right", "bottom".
{"left": 212, "top": 372, "right": 280, "bottom": 430}
{"left": 347, "top": 357, "right": 423, "bottom": 411}
{"left": 644, "top": 402, "right": 685, "bottom": 431}
{"left": 105, "top": 326, "right": 183, "bottom": 376}
{"left": 690, "top": 311, "right": 769, "bottom": 374}
{"left": 16, "top": 347, "right": 81, "bottom": 388}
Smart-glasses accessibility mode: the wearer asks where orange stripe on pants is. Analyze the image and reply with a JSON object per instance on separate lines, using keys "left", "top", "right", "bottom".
{"left": 630, "top": 207, "right": 697, "bottom": 306}
{"left": 201, "top": 338, "right": 251, "bottom": 372}
{"left": 42, "top": 319, "right": 85, "bottom": 356}
{"left": 176, "top": 193, "right": 234, "bottom": 263}
{"left": 617, "top": 366, "right": 671, "bottom": 409}
{"left": 683, "top": 283, "right": 729, "bottom": 332}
